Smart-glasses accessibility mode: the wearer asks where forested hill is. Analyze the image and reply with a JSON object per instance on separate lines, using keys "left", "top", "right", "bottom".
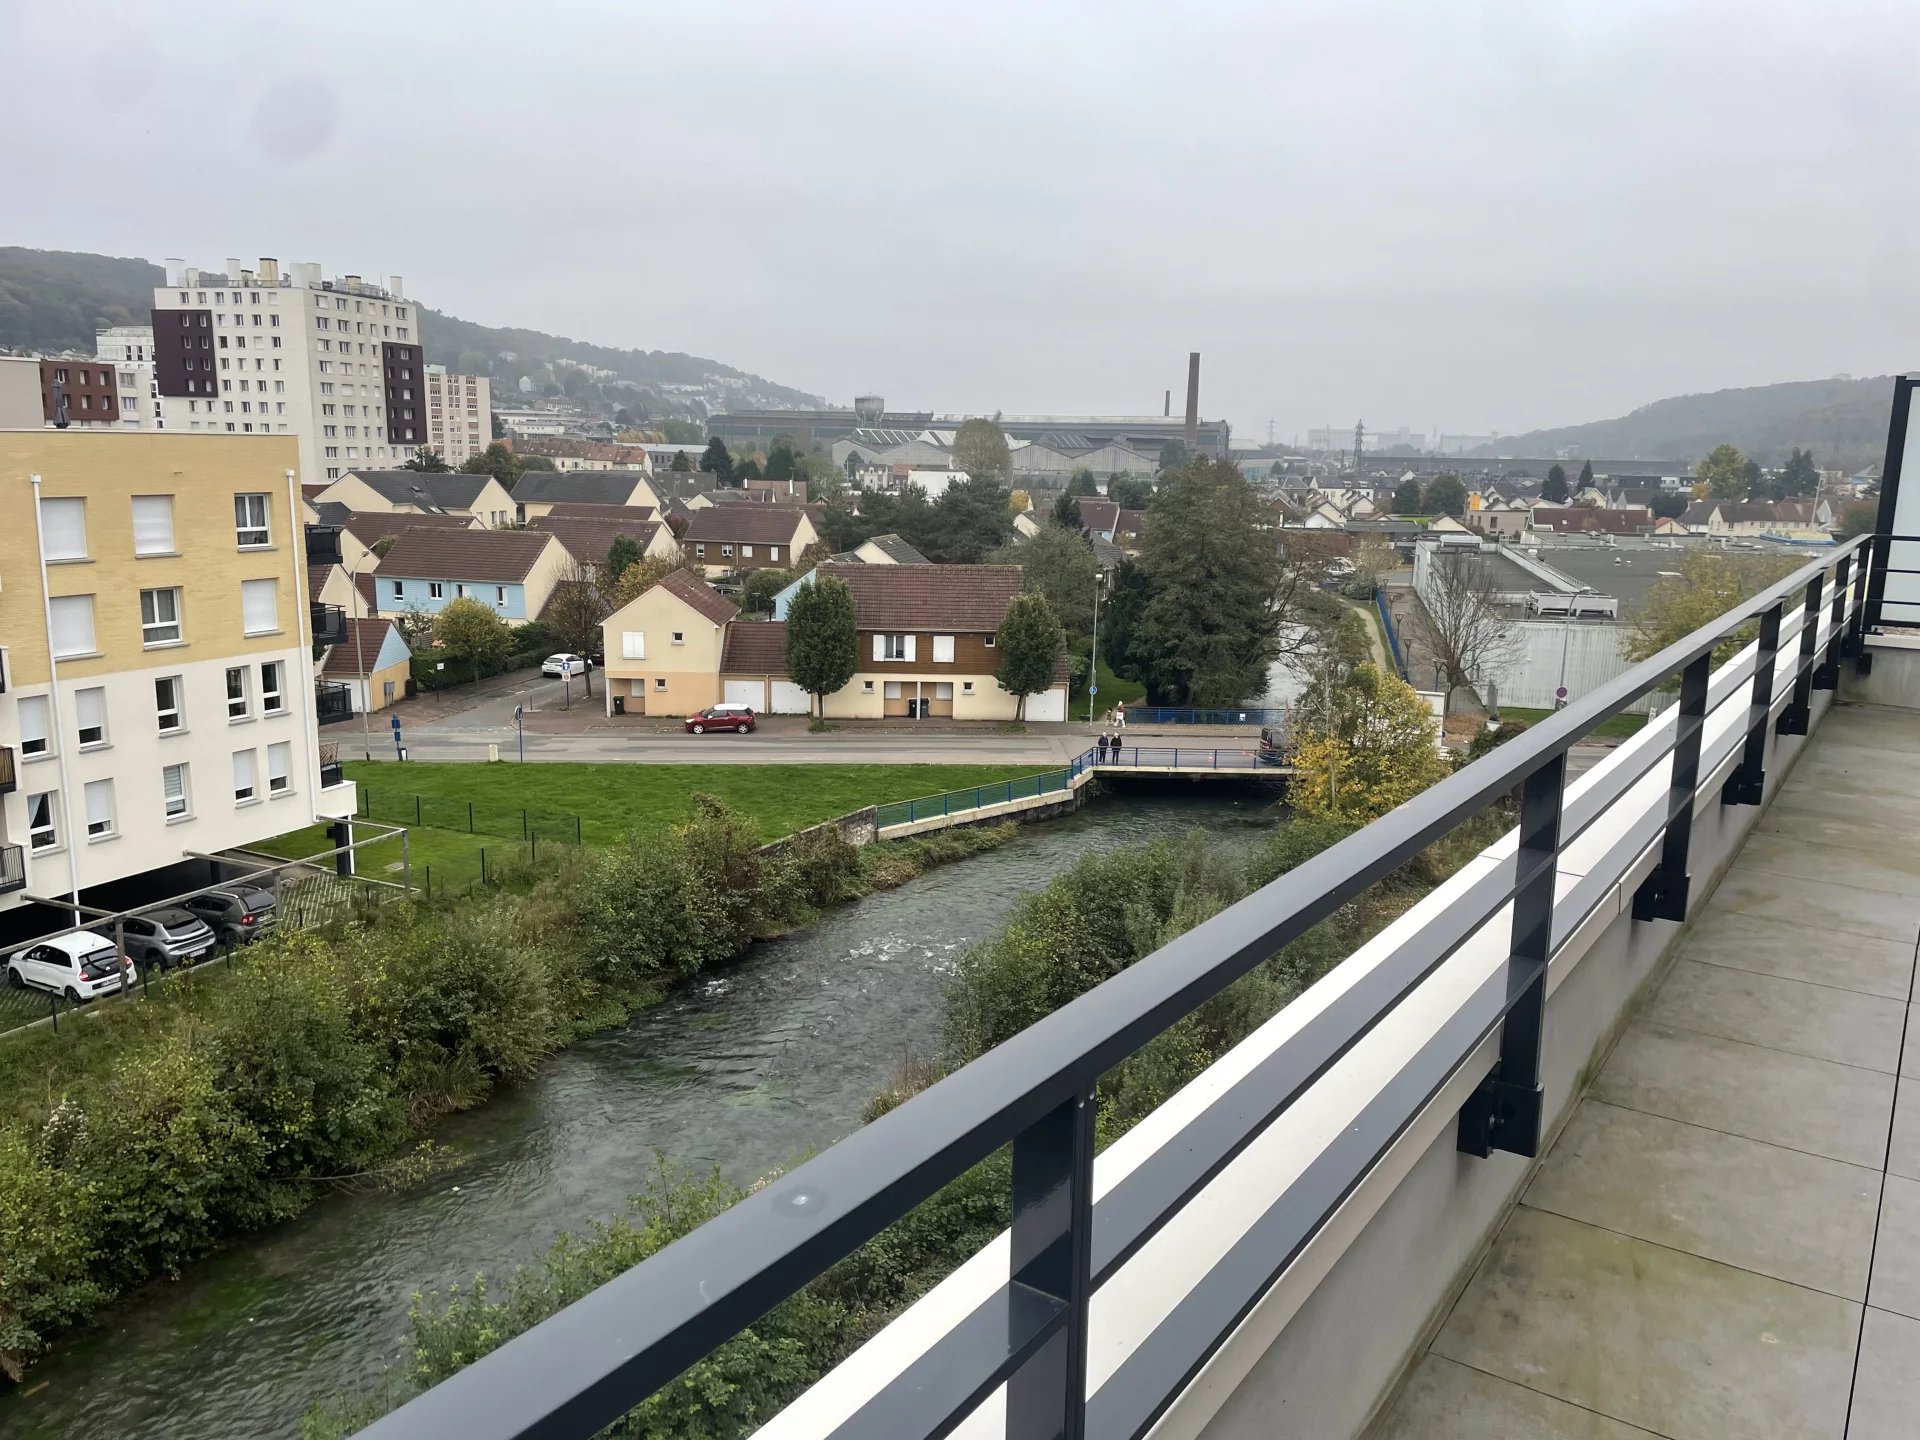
{"left": 1478, "top": 375, "right": 1895, "bottom": 471}
{"left": 0, "top": 246, "right": 822, "bottom": 411}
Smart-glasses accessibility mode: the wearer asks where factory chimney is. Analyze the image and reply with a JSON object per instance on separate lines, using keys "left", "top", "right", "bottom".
{"left": 1164, "top": 389, "right": 1170, "bottom": 417}
{"left": 1184, "top": 352, "right": 1200, "bottom": 448}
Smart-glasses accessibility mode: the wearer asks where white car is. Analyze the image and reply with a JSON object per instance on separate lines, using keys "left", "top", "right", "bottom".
{"left": 542, "top": 653, "right": 589, "bottom": 678}
{"left": 6, "top": 932, "right": 137, "bottom": 1002}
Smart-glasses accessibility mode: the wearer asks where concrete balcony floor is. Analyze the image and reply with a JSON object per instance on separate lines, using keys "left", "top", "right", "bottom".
{"left": 1368, "top": 703, "right": 1920, "bottom": 1440}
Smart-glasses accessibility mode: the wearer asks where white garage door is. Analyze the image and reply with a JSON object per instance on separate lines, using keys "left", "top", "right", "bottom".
{"left": 724, "top": 679, "right": 765, "bottom": 709}
{"left": 769, "top": 681, "right": 811, "bottom": 715}
{"left": 1025, "top": 686, "right": 1067, "bottom": 723}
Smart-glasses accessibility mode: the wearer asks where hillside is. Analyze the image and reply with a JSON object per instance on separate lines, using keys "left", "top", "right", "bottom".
{"left": 1478, "top": 375, "right": 1894, "bottom": 472}
{"left": 0, "top": 246, "right": 822, "bottom": 417}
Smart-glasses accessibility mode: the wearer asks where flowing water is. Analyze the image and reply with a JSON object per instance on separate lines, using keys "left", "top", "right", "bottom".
{"left": 2, "top": 786, "right": 1277, "bottom": 1440}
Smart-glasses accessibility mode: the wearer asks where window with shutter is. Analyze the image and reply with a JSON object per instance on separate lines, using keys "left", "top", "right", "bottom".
{"left": 75, "top": 687, "right": 106, "bottom": 746}
{"left": 933, "top": 635, "right": 955, "bottom": 663}
{"left": 163, "top": 762, "right": 189, "bottom": 817}
{"left": 622, "top": 631, "right": 645, "bottom": 659}
{"left": 904, "top": 635, "right": 918, "bottom": 662}
{"left": 132, "top": 496, "right": 175, "bottom": 555}
{"left": 18, "top": 696, "right": 49, "bottom": 756}
{"left": 267, "top": 742, "right": 291, "bottom": 795}
{"left": 241, "top": 579, "right": 277, "bottom": 634}
{"left": 232, "top": 749, "right": 257, "bottom": 802}
{"left": 39, "top": 498, "right": 86, "bottom": 561}
{"left": 50, "top": 595, "right": 95, "bottom": 657}
{"left": 84, "top": 779, "right": 114, "bottom": 837}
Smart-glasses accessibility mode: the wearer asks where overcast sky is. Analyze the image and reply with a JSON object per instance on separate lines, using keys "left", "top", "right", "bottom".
{"left": 8, "top": 0, "right": 1917, "bottom": 442}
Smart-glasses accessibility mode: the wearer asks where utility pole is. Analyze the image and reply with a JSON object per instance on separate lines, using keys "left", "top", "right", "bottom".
{"left": 1087, "top": 577, "right": 1101, "bottom": 724}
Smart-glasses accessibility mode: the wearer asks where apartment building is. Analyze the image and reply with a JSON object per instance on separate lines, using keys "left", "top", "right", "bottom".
{"left": 151, "top": 257, "right": 425, "bottom": 485}
{"left": 93, "top": 324, "right": 169, "bottom": 430}
{"left": 424, "top": 365, "right": 491, "bottom": 466}
{"left": 0, "top": 429, "right": 355, "bottom": 940}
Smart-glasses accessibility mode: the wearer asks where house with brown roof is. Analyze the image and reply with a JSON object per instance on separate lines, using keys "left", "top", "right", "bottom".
{"left": 600, "top": 569, "right": 741, "bottom": 716}
{"left": 1530, "top": 506, "right": 1653, "bottom": 537}
{"left": 681, "top": 504, "right": 818, "bottom": 576}
{"left": 312, "top": 469, "right": 517, "bottom": 529}
{"left": 376, "top": 527, "right": 570, "bottom": 623}
{"left": 528, "top": 508, "right": 679, "bottom": 575}
{"left": 512, "top": 469, "right": 661, "bottom": 520}
{"left": 317, "top": 617, "right": 413, "bottom": 713}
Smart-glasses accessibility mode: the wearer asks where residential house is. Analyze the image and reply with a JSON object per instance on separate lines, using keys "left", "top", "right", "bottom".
{"left": 681, "top": 504, "right": 819, "bottom": 576}
{"left": 319, "top": 617, "right": 412, "bottom": 712}
{"left": 1012, "top": 511, "right": 1041, "bottom": 538}
{"left": 308, "top": 562, "right": 369, "bottom": 621}
{"left": 1530, "top": 506, "right": 1653, "bottom": 537}
{"left": 376, "top": 528, "right": 570, "bottom": 623}
{"left": 601, "top": 569, "right": 741, "bottom": 716}
{"left": 513, "top": 437, "right": 655, "bottom": 472}
{"left": 512, "top": 469, "right": 661, "bottom": 522}
{"left": 1464, "top": 500, "right": 1530, "bottom": 540}
{"left": 313, "top": 469, "right": 517, "bottom": 528}
{"left": 851, "top": 533, "right": 930, "bottom": 565}
{"left": 718, "top": 621, "right": 810, "bottom": 715}
{"left": 1073, "top": 499, "right": 1146, "bottom": 543}
{"left": 528, "top": 509, "right": 679, "bottom": 576}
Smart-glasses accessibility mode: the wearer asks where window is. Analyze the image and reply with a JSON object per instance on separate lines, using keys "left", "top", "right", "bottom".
{"left": 132, "top": 495, "right": 174, "bottom": 555}
{"left": 863, "top": 679, "right": 875, "bottom": 693}
{"left": 742, "top": 545, "right": 754, "bottom": 559}
{"left": 671, "top": 631, "right": 685, "bottom": 645}
{"left": 721, "top": 544, "right": 735, "bottom": 558}
{"left": 932, "top": 635, "right": 956, "bottom": 663}
{"left": 267, "top": 742, "right": 291, "bottom": 796}
{"left": 880, "top": 633, "right": 909, "bottom": 661}
{"left": 241, "top": 579, "right": 277, "bottom": 634}
{"left": 226, "top": 666, "right": 250, "bottom": 719}
{"left": 155, "top": 676, "right": 183, "bottom": 732}
{"left": 18, "top": 696, "right": 49, "bottom": 757}
{"left": 653, "top": 678, "right": 667, "bottom": 691}
{"left": 621, "top": 631, "right": 645, "bottom": 659}
{"left": 162, "top": 762, "right": 189, "bottom": 818}
{"left": 260, "top": 662, "right": 284, "bottom": 714}
{"left": 140, "top": 587, "right": 181, "bottom": 644}
{"left": 39, "top": 497, "right": 86, "bottom": 560}
{"left": 428, "top": 581, "right": 444, "bottom": 599}
{"left": 232, "top": 749, "right": 256, "bottom": 803}
{"left": 233, "top": 492, "right": 271, "bottom": 547}
{"left": 695, "top": 544, "right": 706, "bottom": 558}
{"left": 84, "top": 779, "right": 114, "bottom": 838}
{"left": 75, "top": 687, "right": 106, "bottom": 746}
{"left": 49, "top": 595, "right": 95, "bottom": 657}
{"left": 389, "top": 579, "right": 404, "bottom": 601}
{"left": 26, "top": 791, "right": 56, "bottom": 851}
{"left": 454, "top": 584, "right": 468, "bottom": 598}
{"left": 769, "top": 546, "right": 780, "bottom": 562}
{"left": 494, "top": 586, "right": 507, "bottom": 606}
{"left": 963, "top": 681, "right": 975, "bottom": 694}
{"left": 984, "top": 635, "right": 996, "bottom": 648}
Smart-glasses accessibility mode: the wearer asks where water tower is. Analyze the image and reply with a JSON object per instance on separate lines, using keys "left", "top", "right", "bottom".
{"left": 854, "top": 394, "right": 885, "bottom": 425}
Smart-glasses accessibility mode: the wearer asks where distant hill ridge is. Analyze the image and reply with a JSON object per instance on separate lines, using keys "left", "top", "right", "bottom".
{"left": 0, "top": 245, "right": 822, "bottom": 410}
{"left": 1478, "top": 375, "right": 1895, "bottom": 471}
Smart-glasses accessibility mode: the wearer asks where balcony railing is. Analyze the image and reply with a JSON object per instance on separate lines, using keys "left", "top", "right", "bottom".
{"left": 358, "top": 533, "right": 1881, "bottom": 1440}
{"left": 311, "top": 602, "right": 349, "bottom": 646}
{"left": 319, "top": 759, "right": 346, "bottom": 789}
{"left": 0, "top": 843, "right": 25, "bottom": 895}
{"left": 0, "top": 744, "right": 15, "bottom": 796}
{"left": 315, "top": 681, "right": 353, "bottom": 726}
{"left": 306, "top": 524, "right": 344, "bottom": 567}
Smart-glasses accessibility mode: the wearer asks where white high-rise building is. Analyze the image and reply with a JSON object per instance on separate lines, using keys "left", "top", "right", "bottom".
{"left": 150, "top": 258, "right": 425, "bottom": 484}
{"left": 94, "top": 325, "right": 168, "bottom": 430}
{"left": 424, "top": 365, "right": 491, "bottom": 466}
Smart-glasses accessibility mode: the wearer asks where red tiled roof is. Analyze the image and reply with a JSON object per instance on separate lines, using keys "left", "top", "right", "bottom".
{"left": 809, "top": 562, "right": 1023, "bottom": 632}
{"left": 539, "top": 502, "right": 658, "bottom": 522}
{"left": 380, "top": 527, "right": 560, "bottom": 583}
{"left": 528, "top": 514, "right": 661, "bottom": 567}
{"left": 320, "top": 618, "right": 405, "bottom": 677}
{"left": 307, "top": 563, "right": 336, "bottom": 599}
{"left": 653, "top": 568, "right": 740, "bottom": 627}
{"left": 338, "top": 510, "right": 475, "bottom": 544}
{"left": 683, "top": 506, "right": 812, "bottom": 544}
{"left": 720, "top": 620, "right": 789, "bottom": 673}
{"left": 353, "top": 570, "right": 379, "bottom": 612}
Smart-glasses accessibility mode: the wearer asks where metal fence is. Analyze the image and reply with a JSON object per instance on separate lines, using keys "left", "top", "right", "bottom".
{"left": 357, "top": 787, "right": 583, "bottom": 846}
{"left": 1375, "top": 586, "right": 1407, "bottom": 674}
{"left": 1122, "top": 706, "right": 1292, "bottom": 727}
{"left": 355, "top": 532, "right": 1877, "bottom": 1440}
{"left": 873, "top": 747, "right": 1278, "bottom": 827}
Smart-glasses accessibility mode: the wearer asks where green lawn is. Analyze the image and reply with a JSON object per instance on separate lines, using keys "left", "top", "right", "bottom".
{"left": 252, "top": 819, "right": 523, "bottom": 896}
{"left": 1069, "top": 652, "right": 1147, "bottom": 716}
{"left": 1500, "top": 705, "right": 1647, "bottom": 739}
{"left": 337, "top": 760, "right": 1046, "bottom": 845}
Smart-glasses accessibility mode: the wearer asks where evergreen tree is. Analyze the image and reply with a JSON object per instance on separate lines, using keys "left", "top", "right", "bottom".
{"left": 766, "top": 436, "right": 798, "bottom": 483}
{"left": 1779, "top": 447, "right": 1819, "bottom": 498}
{"left": 925, "top": 476, "right": 1015, "bottom": 563}
{"left": 1695, "top": 444, "right": 1750, "bottom": 500}
{"left": 1577, "top": 459, "right": 1594, "bottom": 490}
{"left": 993, "top": 592, "right": 1066, "bottom": 720}
{"left": 1542, "top": 464, "right": 1569, "bottom": 503}
{"left": 785, "top": 576, "right": 858, "bottom": 717}
{"left": 700, "top": 437, "right": 733, "bottom": 482}
{"left": 1391, "top": 478, "right": 1424, "bottom": 513}
{"left": 604, "top": 534, "right": 643, "bottom": 583}
{"left": 670, "top": 450, "right": 693, "bottom": 473}
{"left": 1066, "top": 468, "right": 1101, "bottom": 496}
{"left": 403, "top": 447, "right": 452, "bottom": 473}
{"left": 1052, "top": 492, "right": 1083, "bottom": 530}
{"left": 1422, "top": 474, "right": 1468, "bottom": 516}
{"left": 1107, "top": 475, "right": 1154, "bottom": 509}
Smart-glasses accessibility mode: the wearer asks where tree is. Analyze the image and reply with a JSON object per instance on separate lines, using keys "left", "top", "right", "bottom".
{"left": 1287, "top": 664, "right": 1447, "bottom": 823}
{"left": 1650, "top": 492, "right": 1689, "bottom": 520}
{"left": 433, "top": 596, "right": 514, "bottom": 687}
{"left": 1157, "top": 439, "right": 1188, "bottom": 473}
{"left": 1577, "top": 460, "right": 1594, "bottom": 491}
{"left": 1839, "top": 501, "right": 1878, "bottom": 538}
{"left": 1067, "top": 468, "right": 1101, "bottom": 497}
{"left": 1778, "top": 447, "right": 1819, "bottom": 499}
{"left": 1107, "top": 475, "right": 1154, "bottom": 510}
{"left": 997, "top": 524, "right": 1099, "bottom": 639}
{"left": 993, "top": 592, "right": 1066, "bottom": 720}
{"left": 1052, "top": 492, "right": 1083, "bottom": 530}
{"left": 700, "top": 437, "right": 734, "bottom": 482}
{"left": 1420, "top": 551, "right": 1523, "bottom": 695}
{"left": 404, "top": 447, "right": 451, "bottom": 473}
{"left": 1131, "top": 457, "right": 1294, "bottom": 705}
{"left": 459, "top": 442, "right": 523, "bottom": 489}
{"left": 1541, "top": 465, "right": 1569, "bottom": 503}
{"left": 542, "top": 562, "right": 610, "bottom": 696}
{"left": 517, "top": 454, "right": 556, "bottom": 473}
{"left": 1391, "top": 477, "right": 1424, "bottom": 513}
{"left": 670, "top": 449, "right": 692, "bottom": 473}
{"left": 952, "top": 418, "right": 1013, "bottom": 483}
{"left": 843, "top": 451, "right": 862, "bottom": 482}
{"left": 660, "top": 418, "right": 704, "bottom": 444}
{"left": 1626, "top": 550, "right": 1801, "bottom": 664}
{"left": 925, "top": 475, "right": 1015, "bottom": 564}
{"left": 1422, "top": 474, "right": 1468, "bottom": 517}
{"left": 1742, "top": 458, "right": 1764, "bottom": 496}
{"left": 1098, "top": 558, "right": 1151, "bottom": 682}
{"left": 735, "top": 457, "right": 764, "bottom": 483}
{"left": 741, "top": 567, "right": 795, "bottom": 615}
{"left": 604, "top": 549, "right": 693, "bottom": 610}
{"left": 785, "top": 575, "right": 858, "bottom": 717}
{"left": 766, "top": 436, "right": 798, "bottom": 484}
{"left": 1695, "top": 443, "right": 1749, "bottom": 501}
{"left": 605, "top": 534, "right": 643, "bottom": 583}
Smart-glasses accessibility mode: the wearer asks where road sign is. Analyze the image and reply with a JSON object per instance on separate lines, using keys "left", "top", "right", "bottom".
{"left": 1088, "top": 684, "right": 1098, "bottom": 696}
{"left": 1554, "top": 686, "right": 1568, "bottom": 700}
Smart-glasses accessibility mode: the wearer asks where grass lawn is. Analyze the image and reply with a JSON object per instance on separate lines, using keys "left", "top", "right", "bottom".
{"left": 1069, "top": 652, "right": 1147, "bottom": 715}
{"left": 1500, "top": 705, "right": 1647, "bottom": 739}
{"left": 338, "top": 760, "right": 1045, "bottom": 845}
{"left": 252, "top": 819, "right": 521, "bottom": 895}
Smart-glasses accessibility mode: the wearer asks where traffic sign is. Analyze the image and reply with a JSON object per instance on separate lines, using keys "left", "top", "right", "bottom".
{"left": 1554, "top": 686, "right": 1568, "bottom": 700}
{"left": 1088, "top": 684, "right": 1098, "bottom": 696}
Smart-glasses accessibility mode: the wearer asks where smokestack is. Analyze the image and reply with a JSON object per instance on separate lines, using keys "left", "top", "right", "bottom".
{"left": 1164, "top": 389, "right": 1170, "bottom": 417}
{"left": 1184, "top": 352, "right": 1200, "bottom": 448}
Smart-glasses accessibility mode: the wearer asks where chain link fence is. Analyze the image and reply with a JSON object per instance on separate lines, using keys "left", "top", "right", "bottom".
{"left": 357, "top": 787, "right": 583, "bottom": 846}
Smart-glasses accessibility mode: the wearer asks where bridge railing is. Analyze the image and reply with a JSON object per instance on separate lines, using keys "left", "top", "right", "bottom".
{"left": 356, "top": 534, "right": 1877, "bottom": 1440}
{"left": 1122, "top": 705, "right": 1292, "bottom": 727}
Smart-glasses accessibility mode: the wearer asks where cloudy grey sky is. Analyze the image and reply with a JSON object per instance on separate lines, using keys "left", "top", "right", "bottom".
{"left": 8, "top": 0, "right": 1917, "bottom": 441}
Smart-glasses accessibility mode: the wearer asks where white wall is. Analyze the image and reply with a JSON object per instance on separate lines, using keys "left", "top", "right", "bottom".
{"left": 1479, "top": 620, "right": 1634, "bottom": 710}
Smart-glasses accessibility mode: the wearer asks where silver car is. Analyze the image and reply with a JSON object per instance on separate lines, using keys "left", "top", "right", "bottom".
{"left": 106, "top": 908, "right": 216, "bottom": 971}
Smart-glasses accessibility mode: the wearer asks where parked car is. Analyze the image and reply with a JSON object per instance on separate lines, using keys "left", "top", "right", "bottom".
{"left": 180, "top": 885, "right": 278, "bottom": 948}
{"left": 542, "top": 653, "right": 590, "bottom": 678}
{"left": 685, "top": 704, "right": 755, "bottom": 735}
{"left": 104, "top": 908, "right": 216, "bottom": 971}
{"left": 1257, "top": 726, "right": 1295, "bottom": 767}
{"left": 5, "top": 933, "right": 136, "bottom": 1002}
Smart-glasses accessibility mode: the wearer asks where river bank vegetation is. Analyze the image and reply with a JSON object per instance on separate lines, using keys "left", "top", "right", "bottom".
{"left": 0, "top": 796, "right": 1015, "bottom": 1382}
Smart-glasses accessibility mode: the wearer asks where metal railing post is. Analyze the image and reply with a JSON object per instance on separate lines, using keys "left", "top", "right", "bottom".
{"left": 1007, "top": 1088, "right": 1095, "bottom": 1440}
{"left": 1777, "top": 572, "right": 1824, "bottom": 736}
{"left": 1459, "top": 751, "right": 1563, "bottom": 1158}
{"left": 1725, "top": 602, "right": 1783, "bottom": 806}
{"left": 1815, "top": 554, "right": 1851, "bottom": 690}
{"left": 1845, "top": 540, "right": 1873, "bottom": 659}
{"left": 1633, "top": 653, "right": 1709, "bottom": 921}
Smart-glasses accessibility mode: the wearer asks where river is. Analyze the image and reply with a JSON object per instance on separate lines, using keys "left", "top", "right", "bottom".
{"left": 1, "top": 786, "right": 1277, "bottom": 1440}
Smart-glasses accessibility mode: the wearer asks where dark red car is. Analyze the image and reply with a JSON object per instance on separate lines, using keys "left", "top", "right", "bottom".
{"left": 685, "top": 704, "right": 755, "bottom": 735}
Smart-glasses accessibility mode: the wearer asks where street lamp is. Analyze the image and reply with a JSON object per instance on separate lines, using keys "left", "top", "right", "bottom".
{"left": 348, "top": 554, "right": 375, "bottom": 761}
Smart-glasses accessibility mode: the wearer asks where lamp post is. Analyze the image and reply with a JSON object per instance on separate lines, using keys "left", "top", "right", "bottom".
{"left": 348, "top": 555, "right": 375, "bottom": 761}
{"left": 1086, "top": 571, "right": 1102, "bottom": 724}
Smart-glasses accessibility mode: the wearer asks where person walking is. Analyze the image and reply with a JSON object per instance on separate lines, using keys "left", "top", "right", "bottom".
{"left": 1114, "top": 703, "right": 1126, "bottom": 731}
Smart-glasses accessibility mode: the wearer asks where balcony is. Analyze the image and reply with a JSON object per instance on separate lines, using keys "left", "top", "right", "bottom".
{"left": 319, "top": 759, "right": 346, "bottom": 789}
{"left": 0, "top": 744, "right": 15, "bottom": 796}
{"left": 314, "top": 680, "right": 353, "bottom": 726}
{"left": 0, "top": 843, "right": 24, "bottom": 896}
{"left": 311, "top": 601, "right": 349, "bottom": 646}
{"left": 354, "top": 534, "right": 1918, "bottom": 1440}
{"left": 306, "top": 524, "right": 344, "bottom": 566}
